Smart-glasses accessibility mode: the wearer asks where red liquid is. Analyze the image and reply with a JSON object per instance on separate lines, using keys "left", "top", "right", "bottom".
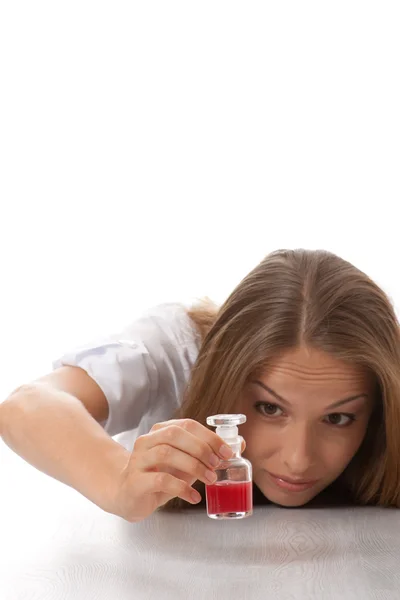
{"left": 206, "top": 480, "right": 253, "bottom": 515}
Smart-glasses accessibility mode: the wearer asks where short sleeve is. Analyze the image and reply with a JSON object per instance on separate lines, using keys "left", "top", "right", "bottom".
{"left": 52, "top": 303, "right": 201, "bottom": 436}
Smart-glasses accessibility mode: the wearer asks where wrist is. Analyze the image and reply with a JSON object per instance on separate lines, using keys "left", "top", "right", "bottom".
{"left": 87, "top": 439, "right": 131, "bottom": 515}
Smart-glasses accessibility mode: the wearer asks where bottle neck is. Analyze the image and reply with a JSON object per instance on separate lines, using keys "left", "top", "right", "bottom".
{"left": 225, "top": 438, "right": 242, "bottom": 458}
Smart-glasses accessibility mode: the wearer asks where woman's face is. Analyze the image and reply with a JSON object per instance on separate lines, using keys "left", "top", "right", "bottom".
{"left": 235, "top": 346, "right": 375, "bottom": 507}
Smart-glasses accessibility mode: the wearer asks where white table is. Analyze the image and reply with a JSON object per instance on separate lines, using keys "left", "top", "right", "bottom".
{"left": 1, "top": 438, "right": 399, "bottom": 600}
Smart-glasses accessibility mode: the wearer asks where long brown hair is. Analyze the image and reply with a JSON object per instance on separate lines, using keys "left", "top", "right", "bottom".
{"left": 162, "top": 249, "right": 400, "bottom": 510}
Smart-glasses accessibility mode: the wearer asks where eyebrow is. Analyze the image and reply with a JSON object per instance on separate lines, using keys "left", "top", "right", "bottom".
{"left": 250, "top": 380, "right": 369, "bottom": 411}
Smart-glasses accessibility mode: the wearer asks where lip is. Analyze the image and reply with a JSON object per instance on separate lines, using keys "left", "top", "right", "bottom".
{"left": 266, "top": 471, "right": 319, "bottom": 493}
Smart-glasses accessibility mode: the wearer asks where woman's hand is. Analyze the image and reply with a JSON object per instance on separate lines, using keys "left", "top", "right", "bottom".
{"left": 111, "top": 418, "right": 244, "bottom": 522}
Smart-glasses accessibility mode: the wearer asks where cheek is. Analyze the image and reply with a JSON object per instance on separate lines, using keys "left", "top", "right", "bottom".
{"left": 238, "top": 417, "right": 261, "bottom": 451}
{"left": 320, "top": 441, "right": 354, "bottom": 468}
{"left": 311, "top": 425, "right": 369, "bottom": 473}
{"left": 240, "top": 418, "right": 278, "bottom": 459}
{"left": 340, "top": 422, "right": 369, "bottom": 459}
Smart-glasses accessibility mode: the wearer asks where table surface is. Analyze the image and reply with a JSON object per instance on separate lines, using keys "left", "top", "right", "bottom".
{"left": 1, "top": 438, "right": 400, "bottom": 600}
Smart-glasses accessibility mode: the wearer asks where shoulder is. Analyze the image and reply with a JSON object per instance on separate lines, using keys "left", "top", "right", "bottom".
{"left": 117, "top": 302, "right": 202, "bottom": 353}
{"left": 104, "top": 302, "right": 203, "bottom": 391}
{"left": 51, "top": 302, "right": 203, "bottom": 436}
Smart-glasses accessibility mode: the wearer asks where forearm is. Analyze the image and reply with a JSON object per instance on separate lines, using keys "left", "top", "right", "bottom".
{"left": 0, "top": 383, "right": 130, "bottom": 513}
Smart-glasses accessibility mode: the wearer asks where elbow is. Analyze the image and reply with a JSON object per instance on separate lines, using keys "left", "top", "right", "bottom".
{"left": 0, "top": 382, "right": 45, "bottom": 437}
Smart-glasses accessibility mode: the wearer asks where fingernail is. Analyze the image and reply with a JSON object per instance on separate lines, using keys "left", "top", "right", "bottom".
{"left": 205, "top": 470, "right": 217, "bottom": 483}
{"left": 191, "top": 491, "right": 201, "bottom": 503}
{"left": 219, "top": 445, "right": 233, "bottom": 458}
{"left": 209, "top": 454, "right": 220, "bottom": 467}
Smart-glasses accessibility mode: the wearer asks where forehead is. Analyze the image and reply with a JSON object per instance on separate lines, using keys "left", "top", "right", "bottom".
{"left": 258, "top": 346, "right": 373, "bottom": 393}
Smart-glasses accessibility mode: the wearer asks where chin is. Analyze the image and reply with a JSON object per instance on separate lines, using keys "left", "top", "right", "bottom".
{"left": 257, "top": 483, "right": 320, "bottom": 508}
{"left": 269, "top": 494, "right": 313, "bottom": 508}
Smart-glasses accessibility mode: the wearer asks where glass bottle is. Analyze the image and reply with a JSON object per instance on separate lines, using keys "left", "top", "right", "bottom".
{"left": 205, "top": 414, "right": 253, "bottom": 519}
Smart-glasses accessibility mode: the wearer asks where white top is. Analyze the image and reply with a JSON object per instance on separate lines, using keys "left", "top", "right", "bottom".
{"left": 52, "top": 303, "right": 202, "bottom": 438}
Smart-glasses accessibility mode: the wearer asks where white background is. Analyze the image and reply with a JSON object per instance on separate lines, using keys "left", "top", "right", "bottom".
{"left": 0, "top": 1, "right": 399, "bottom": 402}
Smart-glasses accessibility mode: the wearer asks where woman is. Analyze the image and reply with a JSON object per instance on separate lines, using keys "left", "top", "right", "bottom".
{"left": 1, "top": 249, "right": 399, "bottom": 522}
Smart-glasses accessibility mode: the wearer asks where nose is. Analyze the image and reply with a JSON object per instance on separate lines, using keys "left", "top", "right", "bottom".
{"left": 279, "top": 422, "right": 316, "bottom": 476}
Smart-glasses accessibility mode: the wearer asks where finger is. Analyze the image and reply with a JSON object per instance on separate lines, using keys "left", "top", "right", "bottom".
{"left": 144, "top": 464, "right": 194, "bottom": 487}
{"left": 139, "top": 471, "right": 202, "bottom": 505}
{"left": 150, "top": 418, "right": 234, "bottom": 460}
{"left": 136, "top": 425, "right": 221, "bottom": 471}
{"left": 137, "top": 444, "right": 217, "bottom": 486}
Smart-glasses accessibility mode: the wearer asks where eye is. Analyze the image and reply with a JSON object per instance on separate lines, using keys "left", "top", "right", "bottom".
{"left": 324, "top": 413, "right": 356, "bottom": 427}
{"left": 254, "top": 401, "right": 284, "bottom": 418}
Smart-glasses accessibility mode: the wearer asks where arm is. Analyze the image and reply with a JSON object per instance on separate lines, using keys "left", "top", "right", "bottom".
{"left": 0, "top": 367, "right": 130, "bottom": 514}
{"left": 0, "top": 367, "right": 229, "bottom": 523}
